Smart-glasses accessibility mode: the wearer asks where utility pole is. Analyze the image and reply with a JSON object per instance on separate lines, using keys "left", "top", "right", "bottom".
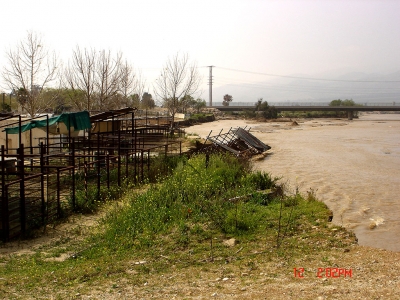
{"left": 208, "top": 66, "right": 214, "bottom": 107}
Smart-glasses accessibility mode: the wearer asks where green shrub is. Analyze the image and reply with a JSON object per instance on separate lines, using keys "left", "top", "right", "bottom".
{"left": 247, "top": 171, "right": 279, "bottom": 190}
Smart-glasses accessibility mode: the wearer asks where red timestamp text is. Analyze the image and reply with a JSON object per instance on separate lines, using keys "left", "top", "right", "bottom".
{"left": 294, "top": 268, "right": 352, "bottom": 278}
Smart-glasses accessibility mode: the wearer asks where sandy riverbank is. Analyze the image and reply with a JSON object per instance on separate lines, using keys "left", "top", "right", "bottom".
{"left": 186, "top": 113, "right": 400, "bottom": 252}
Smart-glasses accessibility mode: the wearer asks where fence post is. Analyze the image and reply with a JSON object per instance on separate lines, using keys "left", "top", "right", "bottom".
{"left": 118, "top": 127, "right": 121, "bottom": 186}
{"left": 147, "top": 150, "right": 150, "bottom": 174}
{"left": 1, "top": 145, "right": 4, "bottom": 175}
{"left": 97, "top": 150, "right": 100, "bottom": 201}
{"left": 1, "top": 146, "right": 8, "bottom": 242}
{"left": 106, "top": 154, "right": 110, "bottom": 190}
{"left": 125, "top": 153, "right": 129, "bottom": 180}
{"left": 40, "top": 143, "right": 45, "bottom": 225}
{"left": 84, "top": 161, "right": 88, "bottom": 200}
{"left": 71, "top": 139, "right": 76, "bottom": 210}
{"left": 141, "top": 150, "right": 144, "bottom": 181}
{"left": 56, "top": 168, "right": 61, "bottom": 217}
{"left": 18, "top": 144, "right": 26, "bottom": 237}
{"left": 1, "top": 185, "right": 9, "bottom": 242}
{"left": 134, "top": 128, "right": 137, "bottom": 184}
{"left": 134, "top": 152, "right": 137, "bottom": 183}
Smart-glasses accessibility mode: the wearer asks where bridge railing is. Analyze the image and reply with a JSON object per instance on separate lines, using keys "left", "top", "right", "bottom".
{"left": 209, "top": 102, "right": 400, "bottom": 107}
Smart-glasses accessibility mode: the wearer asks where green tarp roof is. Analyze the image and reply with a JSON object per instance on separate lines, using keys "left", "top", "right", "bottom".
{"left": 4, "top": 111, "right": 91, "bottom": 134}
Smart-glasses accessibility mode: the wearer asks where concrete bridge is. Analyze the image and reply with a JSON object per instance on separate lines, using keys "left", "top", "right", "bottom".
{"left": 213, "top": 105, "right": 400, "bottom": 120}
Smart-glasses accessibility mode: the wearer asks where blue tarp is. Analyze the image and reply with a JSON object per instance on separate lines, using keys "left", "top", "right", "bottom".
{"left": 4, "top": 111, "right": 91, "bottom": 134}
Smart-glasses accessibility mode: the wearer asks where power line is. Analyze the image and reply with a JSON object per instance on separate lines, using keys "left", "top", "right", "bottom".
{"left": 216, "top": 67, "right": 400, "bottom": 83}
{"left": 215, "top": 78, "right": 400, "bottom": 93}
{"left": 214, "top": 83, "right": 400, "bottom": 97}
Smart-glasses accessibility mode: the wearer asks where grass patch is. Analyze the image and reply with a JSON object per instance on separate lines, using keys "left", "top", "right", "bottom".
{"left": 0, "top": 153, "right": 357, "bottom": 298}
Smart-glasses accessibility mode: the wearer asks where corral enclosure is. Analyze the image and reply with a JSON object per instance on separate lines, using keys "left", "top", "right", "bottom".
{"left": 0, "top": 108, "right": 183, "bottom": 242}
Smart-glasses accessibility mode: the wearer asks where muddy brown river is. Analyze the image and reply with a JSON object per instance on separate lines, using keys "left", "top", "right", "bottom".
{"left": 187, "top": 113, "right": 400, "bottom": 252}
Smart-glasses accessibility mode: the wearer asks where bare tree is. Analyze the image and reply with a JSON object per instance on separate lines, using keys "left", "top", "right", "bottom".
{"left": 119, "top": 60, "right": 146, "bottom": 108}
{"left": 135, "top": 71, "right": 146, "bottom": 108}
{"left": 1, "top": 31, "right": 59, "bottom": 116}
{"left": 119, "top": 60, "right": 135, "bottom": 107}
{"left": 65, "top": 48, "right": 143, "bottom": 111}
{"left": 95, "top": 50, "right": 122, "bottom": 110}
{"left": 64, "top": 46, "right": 96, "bottom": 111}
{"left": 154, "top": 53, "right": 201, "bottom": 121}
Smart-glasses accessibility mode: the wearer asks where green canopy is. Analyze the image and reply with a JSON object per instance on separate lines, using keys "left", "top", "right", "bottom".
{"left": 4, "top": 111, "right": 91, "bottom": 134}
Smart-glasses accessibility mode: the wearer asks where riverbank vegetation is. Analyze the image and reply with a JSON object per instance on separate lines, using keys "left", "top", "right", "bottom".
{"left": 280, "top": 99, "right": 362, "bottom": 118}
{"left": 0, "top": 153, "right": 358, "bottom": 298}
{"left": 228, "top": 98, "right": 363, "bottom": 120}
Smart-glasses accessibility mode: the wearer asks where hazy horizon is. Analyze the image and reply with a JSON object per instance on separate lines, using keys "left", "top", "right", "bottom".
{"left": 210, "top": 69, "right": 400, "bottom": 105}
{"left": 1, "top": 0, "right": 399, "bottom": 104}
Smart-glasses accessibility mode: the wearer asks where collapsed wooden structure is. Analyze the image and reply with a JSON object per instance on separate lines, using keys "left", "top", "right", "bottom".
{"left": 202, "top": 126, "right": 271, "bottom": 157}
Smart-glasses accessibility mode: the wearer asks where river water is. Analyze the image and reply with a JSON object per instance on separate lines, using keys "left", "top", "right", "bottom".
{"left": 187, "top": 113, "right": 400, "bottom": 252}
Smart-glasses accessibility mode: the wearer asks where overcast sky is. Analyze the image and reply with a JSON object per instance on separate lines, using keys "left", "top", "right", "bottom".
{"left": 1, "top": 0, "right": 399, "bottom": 102}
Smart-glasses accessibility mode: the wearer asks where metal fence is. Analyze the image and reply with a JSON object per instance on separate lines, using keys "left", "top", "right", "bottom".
{"left": 1, "top": 109, "right": 183, "bottom": 242}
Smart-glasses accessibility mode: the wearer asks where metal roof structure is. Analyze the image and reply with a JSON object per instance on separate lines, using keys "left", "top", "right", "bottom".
{"left": 89, "top": 107, "right": 137, "bottom": 122}
{"left": 205, "top": 127, "right": 270, "bottom": 157}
